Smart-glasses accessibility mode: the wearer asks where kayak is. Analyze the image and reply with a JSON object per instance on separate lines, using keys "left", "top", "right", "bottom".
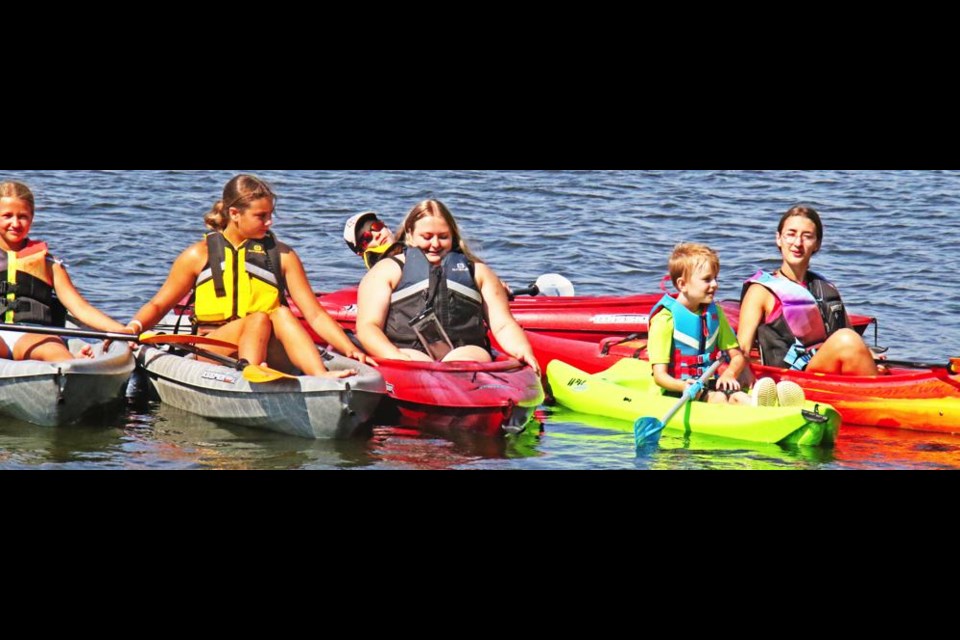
{"left": 299, "top": 289, "right": 877, "bottom": 342}
{"left": 161, "top": 288, "right": 876, "bottom": 345}
{"left": 528, "top": 330, "right": 960, "bottom": 434}
{"left": 746, "top": 362, "right": 960, "bottom": 434}
{"left": 372, "top": 357, "right": 544, "bottom": 436}
{"left": 0, "top": 339, "right": 135, "bottom": 427}
{"left": 547, "top": 406, "right": 835, "bottom": 464}
{"left": 305, "top": 287, "right": 661, "bottom": 341}
{"left": 547, "top": 358, "right": 840, "bottom": 446}
{"left": 136, "top": 345, "right": 386, "bottom": 439}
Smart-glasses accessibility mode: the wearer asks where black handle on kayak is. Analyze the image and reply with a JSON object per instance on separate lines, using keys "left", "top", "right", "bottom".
{"left": 507, "top": 283, "right": 539, "bottom": 301}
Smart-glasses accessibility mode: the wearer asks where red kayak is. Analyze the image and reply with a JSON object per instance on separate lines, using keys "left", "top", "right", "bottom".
{"left": 520, "top": 331, "right": 960, "bottom": 434}
{"left": 305, "top": 288, "right": 661, "bottom": 341}
{"left": 303, "top": 289, "right": 878, "bottom": 342}
{"left": 371, "top": 357, "right": 544, "bottom": 436}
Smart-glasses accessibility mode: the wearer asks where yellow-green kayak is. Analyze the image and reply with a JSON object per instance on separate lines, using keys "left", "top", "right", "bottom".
{"left": 547, "top": 359, "right": 840, "bottom": 446}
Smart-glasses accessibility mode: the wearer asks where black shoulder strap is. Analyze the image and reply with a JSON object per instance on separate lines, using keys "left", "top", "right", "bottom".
{"left": 205, "top": 232, "right": 227, "bottom": 298}
{"left": 263, "top": 232, "right": 288, "bottom": 307}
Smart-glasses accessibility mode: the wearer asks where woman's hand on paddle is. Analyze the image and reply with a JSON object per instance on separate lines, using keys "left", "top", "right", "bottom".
{"left": 102, "top": 321, "right": 140, "bottom": 353}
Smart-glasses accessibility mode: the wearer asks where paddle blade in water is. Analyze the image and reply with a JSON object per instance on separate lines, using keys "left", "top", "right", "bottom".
{"left": 634, "top": 416, "right": 665, "bottom": 451}
{"left": 242, "top": 364, "right": 299, "bottom": 383}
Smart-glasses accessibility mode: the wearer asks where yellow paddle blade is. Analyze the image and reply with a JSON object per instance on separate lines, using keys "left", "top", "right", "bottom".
{"left": 242, "top": 364, "right": 299, "bottom": 383}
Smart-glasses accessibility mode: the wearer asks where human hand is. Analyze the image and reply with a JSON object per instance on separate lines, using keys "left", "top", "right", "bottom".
{"left": 685, "top": 379, "right": 705, "bottom": 399}
{"left": 715, "top": 373, "right": 741, "bottom": 392}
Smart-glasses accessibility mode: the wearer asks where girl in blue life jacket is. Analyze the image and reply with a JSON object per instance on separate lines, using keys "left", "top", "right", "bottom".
{"left": 0, "top": 180, "right": 130, "bottom": 362}
{"left": 647, "top": 243, "right": 752, "bottom": 404}
{"left": 737, "top": 205, "right": 878, "bottom": 376}
{"left": 355, "top": 199, "right": 539, "bottom": 374}
{"left": 125, "top": 174, "right": 373, "bottom": 377}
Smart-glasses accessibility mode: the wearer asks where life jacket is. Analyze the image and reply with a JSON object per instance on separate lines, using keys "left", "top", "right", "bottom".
{"left": 0, "top": 240, "right": 67, "bottom": 326}
{"left": 384, "top": 248, "right": 489, "bottom": 353}
{"left": 363, "top": 241, "right": 403, "bottom": 270}
{"left": 740, "top": 269, "right": 847, "bottom": 370}
{"left": 648, "top": 294, "right": 721, "bottom": 380}
{"left": 193, "top": 231, "right": 287, "bottom": 324}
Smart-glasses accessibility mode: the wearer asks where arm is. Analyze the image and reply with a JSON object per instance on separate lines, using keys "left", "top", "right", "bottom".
{"left": 652, "top": 363, "right": 693, "bottom": 395}
{"left": 128, "top": 243, "right": 206, "bottom": 331}
{"left": 735, "top": 283, "right": 773, "bottom": 362}
{"left": 648, "top": 315, "right": 689, "bottom": 394}
{"left": 50, "top": 263, "right": 128, "bottom": 332}
{"left": 715, "top": 308, "right": 746, "bottom": 390}
{"left": 477, "top": 263, "right": 539, "bottom": 374}
{"left": 356, "top": 258, "right": 409, "bottom": 360}
{"left": 282, "top": 248, "right": 372, "bottom": 363}
{"left": 716, "top": 347, "right": 747, "bottom": 391}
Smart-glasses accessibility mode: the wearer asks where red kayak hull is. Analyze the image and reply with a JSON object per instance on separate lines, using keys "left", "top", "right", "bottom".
{"left": 371, "top": 357, "right": 544, "bottom": 437}
{"left": 302, "top": 289, "right": 876, "bottom": 342}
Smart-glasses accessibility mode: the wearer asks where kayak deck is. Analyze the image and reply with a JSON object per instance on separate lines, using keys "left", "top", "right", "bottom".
{"left": 547, "top": 359, "right": 840, "bottom": 446}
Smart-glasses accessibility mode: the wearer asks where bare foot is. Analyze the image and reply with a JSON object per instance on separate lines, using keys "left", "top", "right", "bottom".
{"left": 80, "top": 344, "right": 96, "bottom": 359}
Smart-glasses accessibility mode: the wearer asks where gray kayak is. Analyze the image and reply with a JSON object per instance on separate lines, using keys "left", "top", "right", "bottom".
{"left": 136, "top": 345, "right": 386, "bottom": 439}
{"left": 0, "top": 339, "right": 136, "bottom": 427}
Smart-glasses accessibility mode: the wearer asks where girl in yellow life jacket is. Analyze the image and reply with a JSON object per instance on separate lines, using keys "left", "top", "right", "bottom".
{"left": 0, "top": 181, "right": 130, "bottom": 361}
{"left": 126, "top": 174, "right": 373, "bottom": 377}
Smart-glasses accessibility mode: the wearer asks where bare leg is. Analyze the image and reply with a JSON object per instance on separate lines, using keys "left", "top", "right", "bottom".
{"left": 205, "top": 313, "right": 272, "bottom": 365}
{"left": 399, "top": 348, "right": 435, "bottom": 362}
{"left": 443, "top": 345, "right": 493, "bottom": 364}
{"left": 807, "top": 328, "right": 878, "bottom": 376}
{"left": 270, "top": 307, "right": 354, "bottom": 378}
{"left": 15, "top": 335, "right": 75, "bottom": 362}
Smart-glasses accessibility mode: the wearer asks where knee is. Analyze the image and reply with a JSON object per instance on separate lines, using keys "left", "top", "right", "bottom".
{"left": 832, "top": 328, "right": 867, "bottom": 349}
{"left": 244, "top": 312, "right": 272, "bottom": 330}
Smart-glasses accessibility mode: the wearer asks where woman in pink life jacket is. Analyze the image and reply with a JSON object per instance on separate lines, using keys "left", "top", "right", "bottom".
{"left": 737, "top": 205, "right": 878, "bottom": 376}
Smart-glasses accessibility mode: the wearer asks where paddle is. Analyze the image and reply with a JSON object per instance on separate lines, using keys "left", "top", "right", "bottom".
{"left": 508, "top": 274, "right": 576, "bottom": 299}
{"left": 876, "top": 357, "right": 960, "bottom": 374}
{"left": 165, "top": 341, "right": 299, "bottom": 382}
{"left": 0, "top": 323, "right": 238, "bottom": 349}
{"left": 633, "top": 359, "right": 723, "bottom": 453}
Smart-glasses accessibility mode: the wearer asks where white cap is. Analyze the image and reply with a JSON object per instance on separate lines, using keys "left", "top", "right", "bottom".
{"left": 343, "top": 211, "right": 379, "bottom": 254}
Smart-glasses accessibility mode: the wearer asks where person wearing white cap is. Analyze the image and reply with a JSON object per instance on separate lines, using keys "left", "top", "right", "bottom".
{"left": 344, "top": 210, "right": 514, "bottom": 296}
{"left": 343, "top": 211, "right": 401, "bottom": 269}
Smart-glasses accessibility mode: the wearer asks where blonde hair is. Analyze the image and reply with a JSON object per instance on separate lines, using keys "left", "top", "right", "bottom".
{"left": 204, "top": 174, "right": 276, "bottom": 231}
{"left": 668, "top": 243, "right": 720, "bottom": 287}
{"left": 0, "top": 181, "right": 36, "bottom": 213}
{"left": 400, "top": 199, "right": 483, "bottom": 264}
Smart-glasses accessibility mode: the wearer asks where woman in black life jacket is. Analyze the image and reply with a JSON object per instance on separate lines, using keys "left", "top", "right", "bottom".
{"left": 0, "top": 180, "right": 129, "bottom": 361}
{"left": 355, "top": 199, "right": 539, "bottom": 375}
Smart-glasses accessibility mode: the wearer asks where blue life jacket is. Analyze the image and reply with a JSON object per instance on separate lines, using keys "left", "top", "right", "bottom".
{"left": 649, "top": 294, "right": 721, "bottom": 380}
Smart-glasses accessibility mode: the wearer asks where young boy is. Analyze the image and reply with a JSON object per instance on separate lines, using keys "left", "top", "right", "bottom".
{"left": 647, "top": 243, "right": 753, "bottom": 405}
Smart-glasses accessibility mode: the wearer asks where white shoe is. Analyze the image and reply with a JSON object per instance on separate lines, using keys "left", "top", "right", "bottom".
{"left": 751, "top": 377, "right": 778, "bottom": 407}
{"left": 776, "top": 380, "right": 806, "bottom": 407}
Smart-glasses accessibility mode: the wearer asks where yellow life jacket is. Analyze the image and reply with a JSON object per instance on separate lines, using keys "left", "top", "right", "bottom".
{"left": 0, "top": 240, "right": 66, "bottom": 325}
{"left": 193, "top": 231, "right": 287, "bottom": 324}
